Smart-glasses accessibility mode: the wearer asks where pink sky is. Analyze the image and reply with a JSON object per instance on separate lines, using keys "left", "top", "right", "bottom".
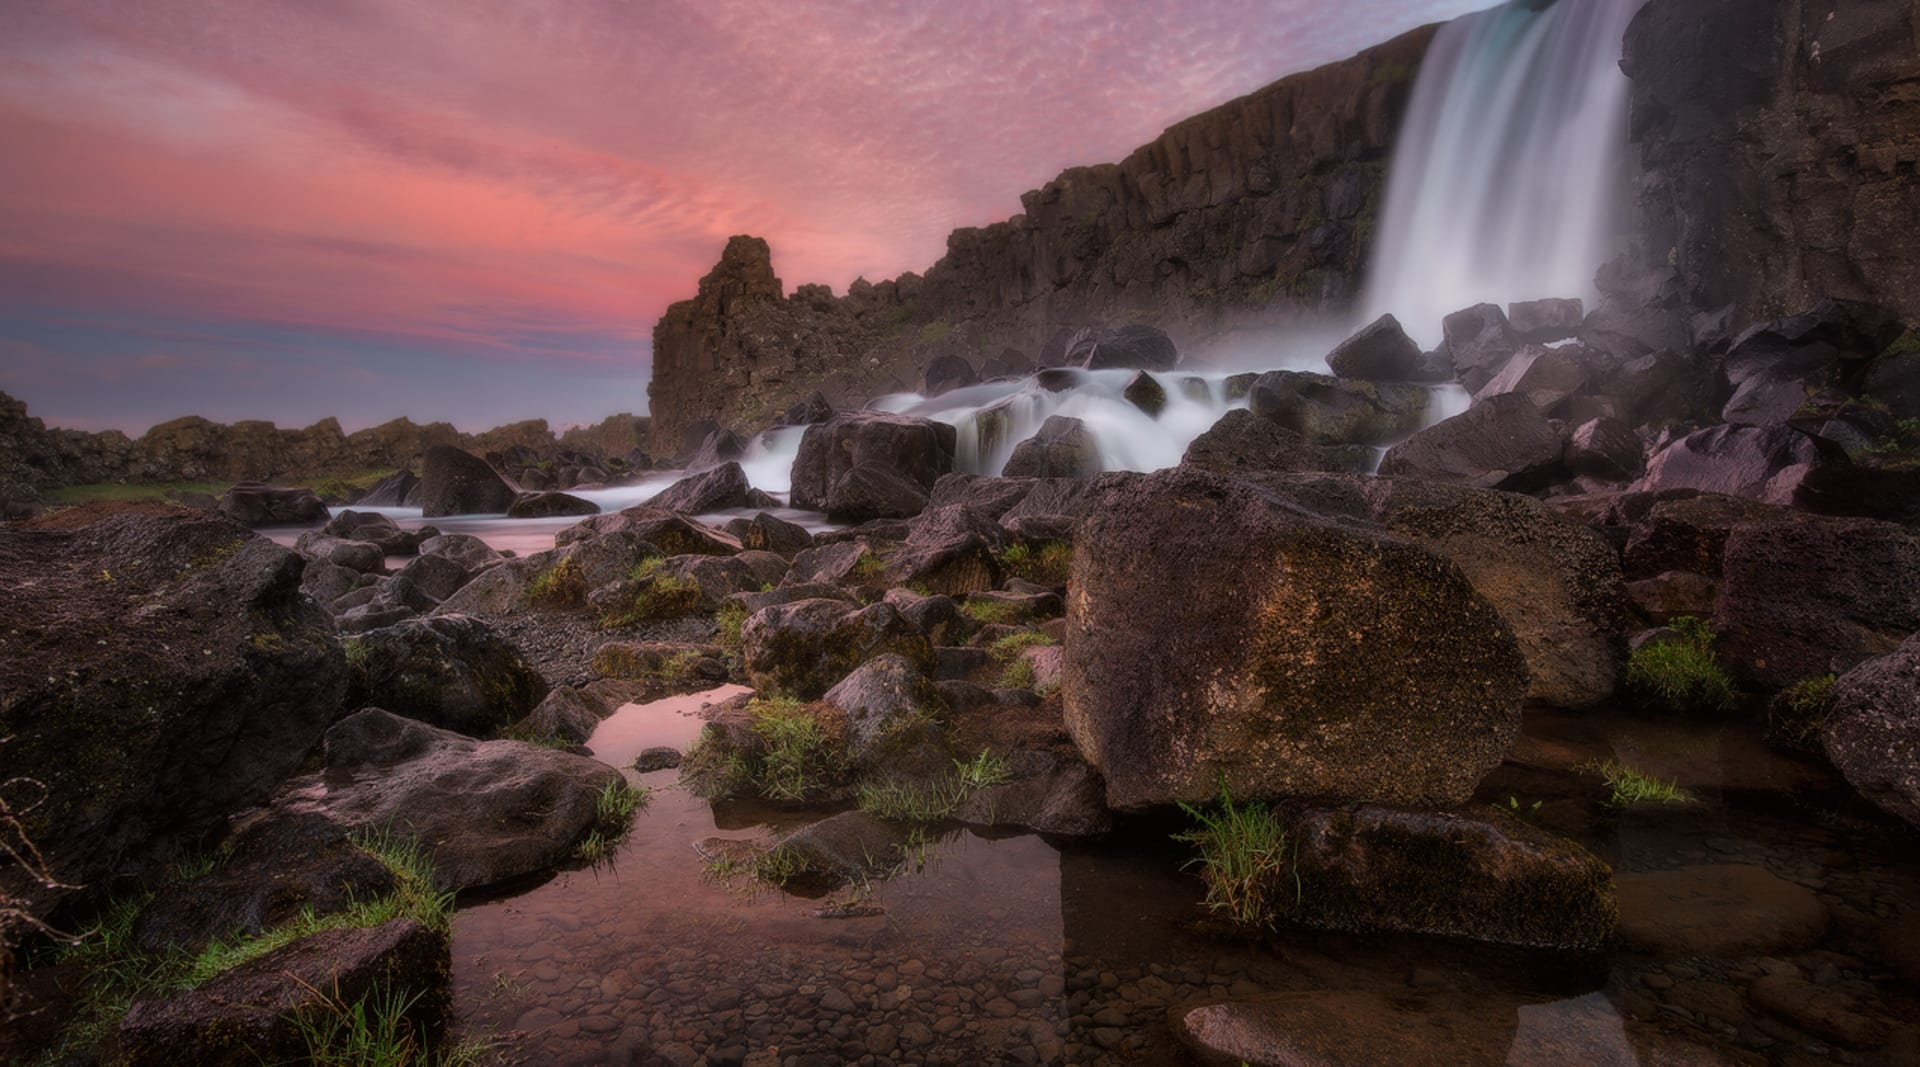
{"left": 0, "top": 0, "right": 1485, "bottom": 433}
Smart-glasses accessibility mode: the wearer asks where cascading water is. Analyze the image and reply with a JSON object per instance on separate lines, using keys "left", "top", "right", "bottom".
{"left": 1360, "top": 0, "right": 1643, "bottom": 346}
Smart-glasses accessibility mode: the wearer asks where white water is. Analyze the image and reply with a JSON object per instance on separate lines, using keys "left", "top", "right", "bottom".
{"left": 1361, "top": 0, "right": 1643, "bottom": 347}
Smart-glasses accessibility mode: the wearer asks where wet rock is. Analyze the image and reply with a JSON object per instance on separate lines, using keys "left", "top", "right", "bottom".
{"left": 764, "top": 812, "right": 918, "bottom": 893}
{"left": 420, "top": 532, "right": 502, "bottom": 572}
{"left": 1181, "top": 410, "right": 1370, "bottom": 476}
{"left": 953, "top": 748, "right": 1112, "bottom": 836}
{"left": 1821, "top": 635, "right": 1920, "bottom": 828}
{"left": 1247, "top": 370, "right": 1429, "bottom": 446}
{"left": 687, "top": 427, "right": 747, "bottom": 470}
{"left": 823, "top": 462, "right": 935, "bottom": 521}
{"left": 1122, "top": 371, "right": 1168, "bottom": 416}
{"left": 1473, "top": 344, "right": 1591, "bottom": 413}
{"left": 780, "top": 390, "right": 837, "bottom": 427}
{"left": 343, "top": 614, "right": 548, "bottom": 736}
{"left": 1442, "top": 302, "right": 1521, "bottom": 392}
{"left": 217, "top": 482, "right": 329, "bottom": 527}
{"left": 1615, "top": 492, "right": 1787, "bottom": 579}
{"left": 1281, "top": 805, "right": 1615, "bottom": 952}
{"left": 0, "top": 508, "right": 347, "bottom": 922}
{"left": 507, "top": 491, "right": 600, "bottom": 518}
{"left": 1507, "top": 298, "right": 1585, "bottom": 344}
{"left": 822, "top": 653, "right": 948, "bottom": 763}
{"left": 1633, "top": 424, "right": 1842, "bottom": 507}
{"left": 392, "top": 553, "right": 471, "bottom": 604}
{"left": 653, "top": 553, "right": 766, "bottom": 609}
{"left": 292, "top": 708, "right": 620, "bottom": 891}
{"left": 320, "top": 509, "right": 421, "bottom": 555}
{"left": 1002, "top": 415, "right": 1102, "bottom": 479}
{"left": 634, "top": 746, "right": 683, "bottom": 772}
{"left": 1066, "top": 324, "right": 1179, "bottom": 372}
{"left": 1565, "top": 417, "right": 1645, "bottom": 481}
{"left": 1063, "top": 469, "right": 1527, "bottom": 810}
{"left": 924, "top": 354, "right": 979, "bottom": 396}
{"left": 650, "top": 461, "right": 764, "bottom": 515}
{"left": 118, "top": 918, "right": 446, "bottom": 1067}
{"left": 355, "top": 469, "right": 420, "bottom": 507}
{"left": 742, "top": 511, "right": 815, "bottom": 556}
{"left": 1379, "top": 392, "right": 1565, "bottom": 490}
{"left": 885, "top": 534, "right": 1004, "bottom": 597}
{"left": 557, "top": 505, "right": 740, "bottom": 556}
{"left": 742, "top": 598, "right": 935, "bottom": 700}
{"left": 293, "top": 531, "right": 386, "bottom": 574}
{"left": 1713, "top": 513, "right": 1920, "bottom": 688}
{"left": 1325, "top": 313, "right": 1427, "bottom": 381}
{"left": 516, "top": 685, "right": 609, "bottom": 745}
{"left": 419, "top": 445, "right": 517, "bottom": 517}
{"left": 789, "top": 411, "right": 956, "bottom": 517}
{"left": 1614, "top": 864, "right": 1830, "bottom": 956}
{"left": 882, "top": 589, "right": 978, "bottom": 647}
{"left": 301, "top": 558, "right": 363, "bottom": 607}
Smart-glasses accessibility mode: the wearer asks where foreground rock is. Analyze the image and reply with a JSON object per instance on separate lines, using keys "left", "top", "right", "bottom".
{"left": 278, "top": 708, "right": 620, "bottom": 891}
{"left": 419, "top": 444, "right": 517, "bottom": 517}
{"left": 1282, "top": 805, "right": 1615, "bottom": 952}
{"left": 1324, "top": 314, "right": 1427, "bottom": 381}
{"left": 0, "top": 506, "right": 347, "bottom": 921}
{"left": 741, "top": 599, "right": 936, "bottom": 699}
{"left": 1378, "top": 394, "right": 1564, "bottom": 490}
{"left": 1063, "top": 469, "right": 1527, "bottom": 810}
{"left": 343, "top": 615, "right": 548, "bottom": 736}
{"left": 1181, "top": 410, "right": 1369, "bottom": 476}
{"left": 1822, "top": 636, "right": 1920, "bottom": 828}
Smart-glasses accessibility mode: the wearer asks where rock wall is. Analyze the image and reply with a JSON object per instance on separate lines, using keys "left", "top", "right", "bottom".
{"left": 1621, "top": 0, "right": 1920, "bottom": 325}
{"left": 647, "top": 25, "right": 1438, "bottom": 451}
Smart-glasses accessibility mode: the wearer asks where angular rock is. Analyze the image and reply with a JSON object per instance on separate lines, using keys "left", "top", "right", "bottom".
{"left": 1181, "top": 410, "right": 1370, "bottom": 476}
{"left": 1003, "top": 415, "right": 1102, "bottom": 479}
{"left": 507, "top": 491, "right": 600, "bottom": 519}
{"left": 1248, "top": 371, "right": 1429, "bottom": 446}
{"left": 321, "top": 509, "right": 420, "bottom": 555}
{"left": 951, "top": 749, "right": 1111, "bottom": 836}
{"left": 217, "top": 482, "right": 329, "bottom": 527}
{"left": 763, "top": 812, "right": 917, "bottom": 893}
{"left": 1633, "top": 424, "right": 1842, "bottom": 507}
{"left": 1066, "top": 324, "right": 1179, "bottom": 372}
{"left": 293, "top": 531, "right": 386, "bottom": 574}
{"left": 1378, "top": 393, "right": 1565, "bottom": 491}
{"left": 391, "top": 552, "right": 470, "bottom": 604}
{"left": 924, "top": 354, "right": 979, "bottom": 396}
{"left": 1442, "top": 303, "right": 1521, "bottom": 391}
{"left": 1821, "top": 635, "right": 1920, "bottom": 827}
{"left": 741, "top": 510, "right": 815, "bottom": 556}
{"left": 355, "top": 469, "right": 420, "bottom": 507}
{"left": 1565, "top": 417, "right": 1645, "bottom": 481}
{"left": 1122, "top": 371, "right": 1169, "bottom": 416}
{"left": 420, "top": 532, "right": 502, "bottom": 571}
{"left": 686, "top": 427, "right": 747, "bottom": 470}
{"left": 1325, "top": 313, "right": 1425, "bottom": 380}
{"left": 1473, "top": 344, "right": 1590, "bottom": 413}
{"left": 780, "top": 390, "right": 836, "bottom": 427}
{"left": 556, "top": 505, "right": 739, "bottom": 556}
{"left": 650, "top": 461, "right": 758, "bottom": 515}
{"left": 516, "top": 685, "right": 609, "bottom": 746}
{"left": 343, "top": 615, "right": 548, "bottom": 736}
{"left": 789, "top": 412, "right": 956, "bottom": 514}
{"left": 1507, "top": 298, "right": 1585, "bottom": 343}
{"left": 1063, "top": 469, "right": 1527, "bottom": 811}
{"left": 741, "top": 599, "right": 936, "bottom": 700}
{"left": 822, "top": 653, "right": 948, "bottom": 763}
{"left": 419, "top": 445, "right": 516, "bottom": 518}
{"left": 822, "top": 462, "right": 933, "bottom": 521}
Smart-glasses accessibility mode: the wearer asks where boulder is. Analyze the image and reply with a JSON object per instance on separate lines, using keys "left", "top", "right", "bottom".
{"left": 1325, "top": 313, "right": 1426, "bottom": 380}
{"left": 1610, "top": 348, "right": 1722, "bottom": 427}
{"left": 1822, "top": 636, "right": 1920, "bottom": 827}
{"left": 741, "top": 598, "right": 935, "bottom": 700}
{"left": 686, "top": 427, "right": 747, "bottom": 470}
{"left": 1473, "top": 344, "right": 1591, "bottom": 413}
{"left": 822, "top": 653, "right": 948, "bottom": 764}
{"left": 1063, "top": 470, "right": 1528, "bottom": 811}
{"left": 950, "top": 749, "right": 1111, "bottom": 837}
{"left": 0, "top": 508, "right": 347, "bottom": 923}
{"left": 1002, "top": 415, "right": 1102, "bottom": 479}
{"left": 1634, "top": 424, "right": 1842, "bottom": 507}
{"left": 762, "top": 812, "right": 918, "bottom": 893}
{"left": 1565, "top": 418, "right": 1645, "bottom": 481}
{"left": 780, "top": 391, "right": 837, "bottom": 427}
{"left": 821, "top": 462, "right": 934, "bottom": 521}
{"left": 1442, "top": 303, "right": 1521, "bottom": 391}
{"left": 1507, "top": 297, "right": 1585, "bottom": 343}
{"left": 515, "top": 685, "right": 609, "bottom": 746}
{"left": 292, "top": 531, "right": 386, "bottom": 574}
{"left": 391, "top": 552, "right": 470, "bottom": 604}
{"left": 320, "top": 509, "right": 419, "bottom": 555}
{"left": 342, "top": 614, "right": 548, "bottom": 736}
{"left": 420, "top": 532, "right": 502, "bottom": 571}
{"left": 419, "top": 445, "right": 516, "bottom": 518}
{"left": 217, "top": 482, "right": 329, "bottom": 527}
{"left": 1281, "top": 804, "right": 1615, "bottom": 952}
{"left": 285, "top": 708, "right": 620, "bottom": 891}
{"left": 1713, "top": 513, "right": 1920, "bottom": 688}
{"left": 649, "top": 461, "right": 761, "bottom": 514}
{"left": 1615, "top": 492, "right": 1788, "bottom": 580}
{"left": 355, "top": 469, "right": 420, "bottom": 507}
{"left": 1065, "top": 324, "right": 1179, "bottom": 372}
{"left": 789, "top": 411, "right": 956, "bottom": 516}
{"left": 556, "top": 506, "right": 740, "bottom": 556}
{"left": 1248, "top": 371, "right": 1429, "bottom": 446}
{"left": 924, "top": 354, "right": 979, "bottom": 396}
{"left": 506, "top": 491, "right": 600, "bottom": 518}
{"left": 1122, "top": 371, "right": 1169, "bottom": 416}
{"left": 741, "top": 510, "right": 815, "bottom": 556}
{"left": 1377, "top": 393, "right": 1565, "bottom": 491}
{"left": 1181, "top": 410, "right": 1370, "bottom": 476}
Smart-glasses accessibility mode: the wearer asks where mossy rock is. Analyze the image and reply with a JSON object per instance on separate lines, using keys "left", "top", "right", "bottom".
{"left": 741, "top": 598, "right": 935, "bottom": 700}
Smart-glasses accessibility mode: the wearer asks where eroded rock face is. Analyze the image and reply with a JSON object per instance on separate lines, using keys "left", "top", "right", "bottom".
{"left": 419, "top": 445, "right": 516, "bottom": 518}
{"left": 0, "top": 507, "right": 348, "bottom": 922}
{"left": 741, "top": 598, "right": 936, "bottom": 700}
{"left": 1822, "top": 635, "right": 1920, "bottom": 827}
{"left": 1325, "top": 313, "right": 1427, "bottom": 381}
{"left": 1003, "top": 415, "right": 1102, "bottom": 479}
{"left": 1063, "top": 469, "right": 1527, "bottom": 811}
{"left": 1247, "top": 371, "right": 1429, "bottom": 446}
{"left": 343, "top": 615, "right": 548, "bottom": 736}
{"left": 1378, "top": 393, "right": 1564, "bottom": 491}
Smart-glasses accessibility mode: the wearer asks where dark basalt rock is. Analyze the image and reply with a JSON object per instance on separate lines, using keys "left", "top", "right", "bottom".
{"left": 1507, "top": 297, "right": 1585, "bottom": 344}
{"left": 924, "top": 353, "right": 980, "bottom": 396}
{"left": 515, "top": 685, "right": 609, "bottom": 746}
{"left": 1565, "top": 417, "right": 1646, "bottom": 481}
{"left": 741, "top": 598, "right": 935, "bottom": 700}
{"left": 1377, "top": 393, "right": 1565, "bottom": 491}
{"left": 789, "top": 411, "right": 956, "bottom": 517}
{"left": 1633, "top": 423, "right": 1844, "bottom": 506}
{"left": 419, "top": 445, "right": 516, "bottom": 518}
{"left": 822, "top": 462, "right": 934, "bottom": 521}
{"left": 1473, "top": 344, "right": 1590, "bottom": 413}
{"left": 1066, "top": 324, "right": 1179, "bottom": 372}
{"left": 686, "top": 427, "right": 747, "bottom": 470}
{"left": 741, "top": 510, "right": 815, "bottom": 556}
{"left": 217, "top": 482, "right": 329, "bottom": 527}
{"left": 1063, "top": 469, "right": 1527, "bottom": 811}
{"left": 1325, "top": 313, "right": 1427, "bottom": 380}
{"left": 322, "top": 509, "right": 422, "bottom": 555}
{"left": 507, "top": 491, "right": 600, "bottom": 519}
{"left": 1122, "top": 371, "right": 1168, "bottom": 416}
{"left": 780, "top": 390, "right": 837, "bottom": 427}
{"left": 1442, "top": 302, "right": 1521, "bottom": 392}
{"left": 292, "top": 530, "right": 386, "bottom": 574}
{"left": 343, "top": 614, "right": 548, "bottom": 736}
{"left": 0, "top": 506, "right": 347, "bottom": 924}
{"left": 1822, "top": 635, "right": 1920, "bottom": 828}
{"left": 649, "top": 461, "right": 760, "bottom": 515}
{"left": 421, "top": 532, "right": 503, "bottom": 571}
{"left": 355, "top": 469, "right": 420, "bottom": 507}
{"left": 1247, "top": 370, "right": 1429, "bottom": 446}
{"left": 556, "top": 505, "right": 740, "bottom": 556}
{"left": 822, "top": 653, "right": 948, "bottom": 764}
{"left": 1003, "top": 415, "right": 1102, "bottom": 479}
{"left": 1182, "top": 409, "right": 1370, "bottom": 476}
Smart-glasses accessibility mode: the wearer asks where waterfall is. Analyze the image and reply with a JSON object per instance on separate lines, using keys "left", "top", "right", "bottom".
{"left": 1360, "top": 0, "right": 1644, "bottom": 346}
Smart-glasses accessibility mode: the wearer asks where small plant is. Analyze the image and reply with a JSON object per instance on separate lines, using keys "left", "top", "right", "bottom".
{"left": 1172, "top": 781, "right": 1294, "bottom": 929}
{"left": 750, "top": 846, "right": 806, "bottom": 887}
{"left": 628, "top": 555, "right": 665, "bottom": 581}
{"left": 953, "top": 749, "right": 1012, "bottom": 791}
{"left": 848, "top": 551, "right": 888, "bottom": 585}
{"left": 986, "top": 630, "right": 1054, "bottom": 663}
{"left": 1768, "top": 674, "right": 1837, "bottom": 753}
{"left": 1587, "top": 760, "right": 1696, "bottom": 808}
{"left": 598, "top": 575, "right": 703, "bottom": 628}
{"left": 681, "top": 726, "right": 754, "bottom": 800}
{"left": 856, "top": 779, "right": 967, "bottom": 823}
{"left": 750, "top": 698, "right": 846, "bottom": 803}
{"left": 997, "top": 541, "right": 1072, "bottom": 585}
{"left": 963, "top": 599, "right": 1021, "bottom": 625}
{"left": 289, "top": 978, "right": 490, "bottom": 1067}
{"left": 576, "top": 779, "right": 647, "bottom": 862}
{"left": 1000, "top": 656, "right": 1038, "bottom": 690}
{"left": 714, "top": 600, "right": 748, "bottom": 649}
{"left": 526, "top": 556, "right": 588, "bottom": 608}
{"left": 1501, "top": 796, "right": 1542, "bottom": 822}
{"left": 1626, "top": 616, "right": 1740, "bottom": 714}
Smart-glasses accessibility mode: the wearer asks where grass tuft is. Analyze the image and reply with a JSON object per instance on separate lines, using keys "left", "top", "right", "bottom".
{"left": 848, "top": 551, "right": 888, "bottom": 585}
{"left": 525, "top": 556, "right": 587, "bottom": 609}
{"left": 1000, "top": 657, "right": 1037, "bottom": 690}
{"left": 1587, "top": 760, "right": 1696, "bottom": 807}
{"left": 575, "top": 779, "right": 648, "bottom": 863}
{"left": 963, "top": 599, "right": 1021, "bottom": 626}
{"left": 1626, "top": 616, "right": 1740, "bottom": 714}
{"left": 986, "top": 630, "right": 1054, "bottom": 663}
{"left": 714, "top": 600, "right": 748, "bottom": 649}
{"left": 997, "top": 541, "right": 1072, "bottom": 585}
{"left": 598, "top": 575, "right": 703, "bottom": 628}
{"left": 1768, "top": 674, "right": 1838, "bottom": 752}
{"left": 751, "top": 698, "right": 847, "bottom": 803}
{"left": 1172, "top": 781, "right": 1293, "bottom": 929}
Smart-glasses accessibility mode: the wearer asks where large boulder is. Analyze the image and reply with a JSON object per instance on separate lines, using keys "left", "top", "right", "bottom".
{"left": 1182, "top": 410, "right": 1370, "bottom": 476}
{"left": 648, "top": 461, "right": 768, "bottom": 515}
{"left": 506, "top": 491, "right": 600, "bottom": 518}
{"left": 342, "top": 614, "right": 548, "bottom": 736}
{"left": 740, "top": 598, "right": 935, "bottom": 700}
{"left": 1821, "top": 635, "right": 1920, "bottom": 828}
{"left": 789, "top": 412, "right": 956, "bottom": 518}
{"left": 217, "top": 482, "right": 329, "bottom": 527}
{"left": 321, "top": 509, "right": 420, "bottom": 555}
{"left": 1713, "top": 513, "right": 1920, "bottom": 689}
{"left": 1063, "top": 470, "right": 1527, "bottom": 811}
{"left": 1325, "top": 314, "right": 1427, "bottom": 381}
{"left": 280, "top": 708, "right": 620, "bottom": 891}
{"left": 1281, "top": 804, "right": 1615, "bottom": 952}
{"left": 1065, "top": 324, "right": 1178, "bottom": 371}
{"left": 1247, "top": 371, "right": 1429, "bottom": 446}
{"left": 355, "top": 469, "right": 420, "bottom": 507}
{"left": 1473, "top": 344, "right": 1591, "bottom": 413}
{"left": 0, "top": 507, "right": 348, "bottom": 922}
{"left": 1633, "top": 424, "right": 1842, "bottom": 507}
{"left": 924, "top": 354, "right": 979, "bottom": 396}
{"left": 821, "top": 653, "right": 948, "bottom": 764}
{"left": 1441, "top": 303, "right": 1521, "bottom": 391}
{"left": 419, "top": 445, "right": 516, "bottom": 518}
{"left": 1002, "top": 415, "right": 1102, "bottom": 479}
{"left": 1377, "top": 393, "right": 1565, "bottom": 491}
{"left": 1508, "top": 298, "right": 1585, "bottom": 344}
{"left": 556, "top": 505, "right": 740, "bottom": 556}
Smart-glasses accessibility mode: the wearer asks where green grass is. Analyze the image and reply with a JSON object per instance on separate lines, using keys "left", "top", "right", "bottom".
{"left": 986, "top": 630, "right": 1054, "bottom": 663}
{"left": 311, "top": 467, "right": 402, "bottom": 503}
{"left": 1768, "top": 674, "right": 1837, "bottom": 752}
{"left": 1000, "top": 657, "right": 1037, "bottom": 690}
{"left": 597, "top": 575, "right": 703, "bottom": 628}
{"left": 997, "top": 541, "right": 1073, "bottom": 585}
{"left": 576, "top": 780, "right": 648, "bottom": 863}
{"left": 628, "top": 555, "right": 665, "bottom": 581}
{"left": 290, "top": 979, "right": 491, "bottom": 1067}
{"left": 751, "top": 697, "right": 847, "bottom": 802}
{"left": 714, "top": 600, "right": 748, "bottom": 649}
{"left": 1172, "top": 782, "right": 1294, "bottom": 929}
{"left": 855, "top": 750, "right": 1012, "bottom": 824}
{"left": 953, "top": 749, "right": 1011, "bottom": 791}
{"left": 1626, "top": 616, "right": 1740, "bottom": 714}
{"left": 681, "top": 726, "right": 754, "bottom": 800}
{"left": 848, "top": 551, "right": 888, "bottom": 584}
{"left": 1588, "top": 760, "right": 1696, "bottom": 808}
{"left": 963, "top": 599, "right": 1022, "bottom": 625}
{"left": 525, "top": 556, "right": 587, "bottom": 608}
{"left": 45, "top": 481, "right": 228, "bottom": 505}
